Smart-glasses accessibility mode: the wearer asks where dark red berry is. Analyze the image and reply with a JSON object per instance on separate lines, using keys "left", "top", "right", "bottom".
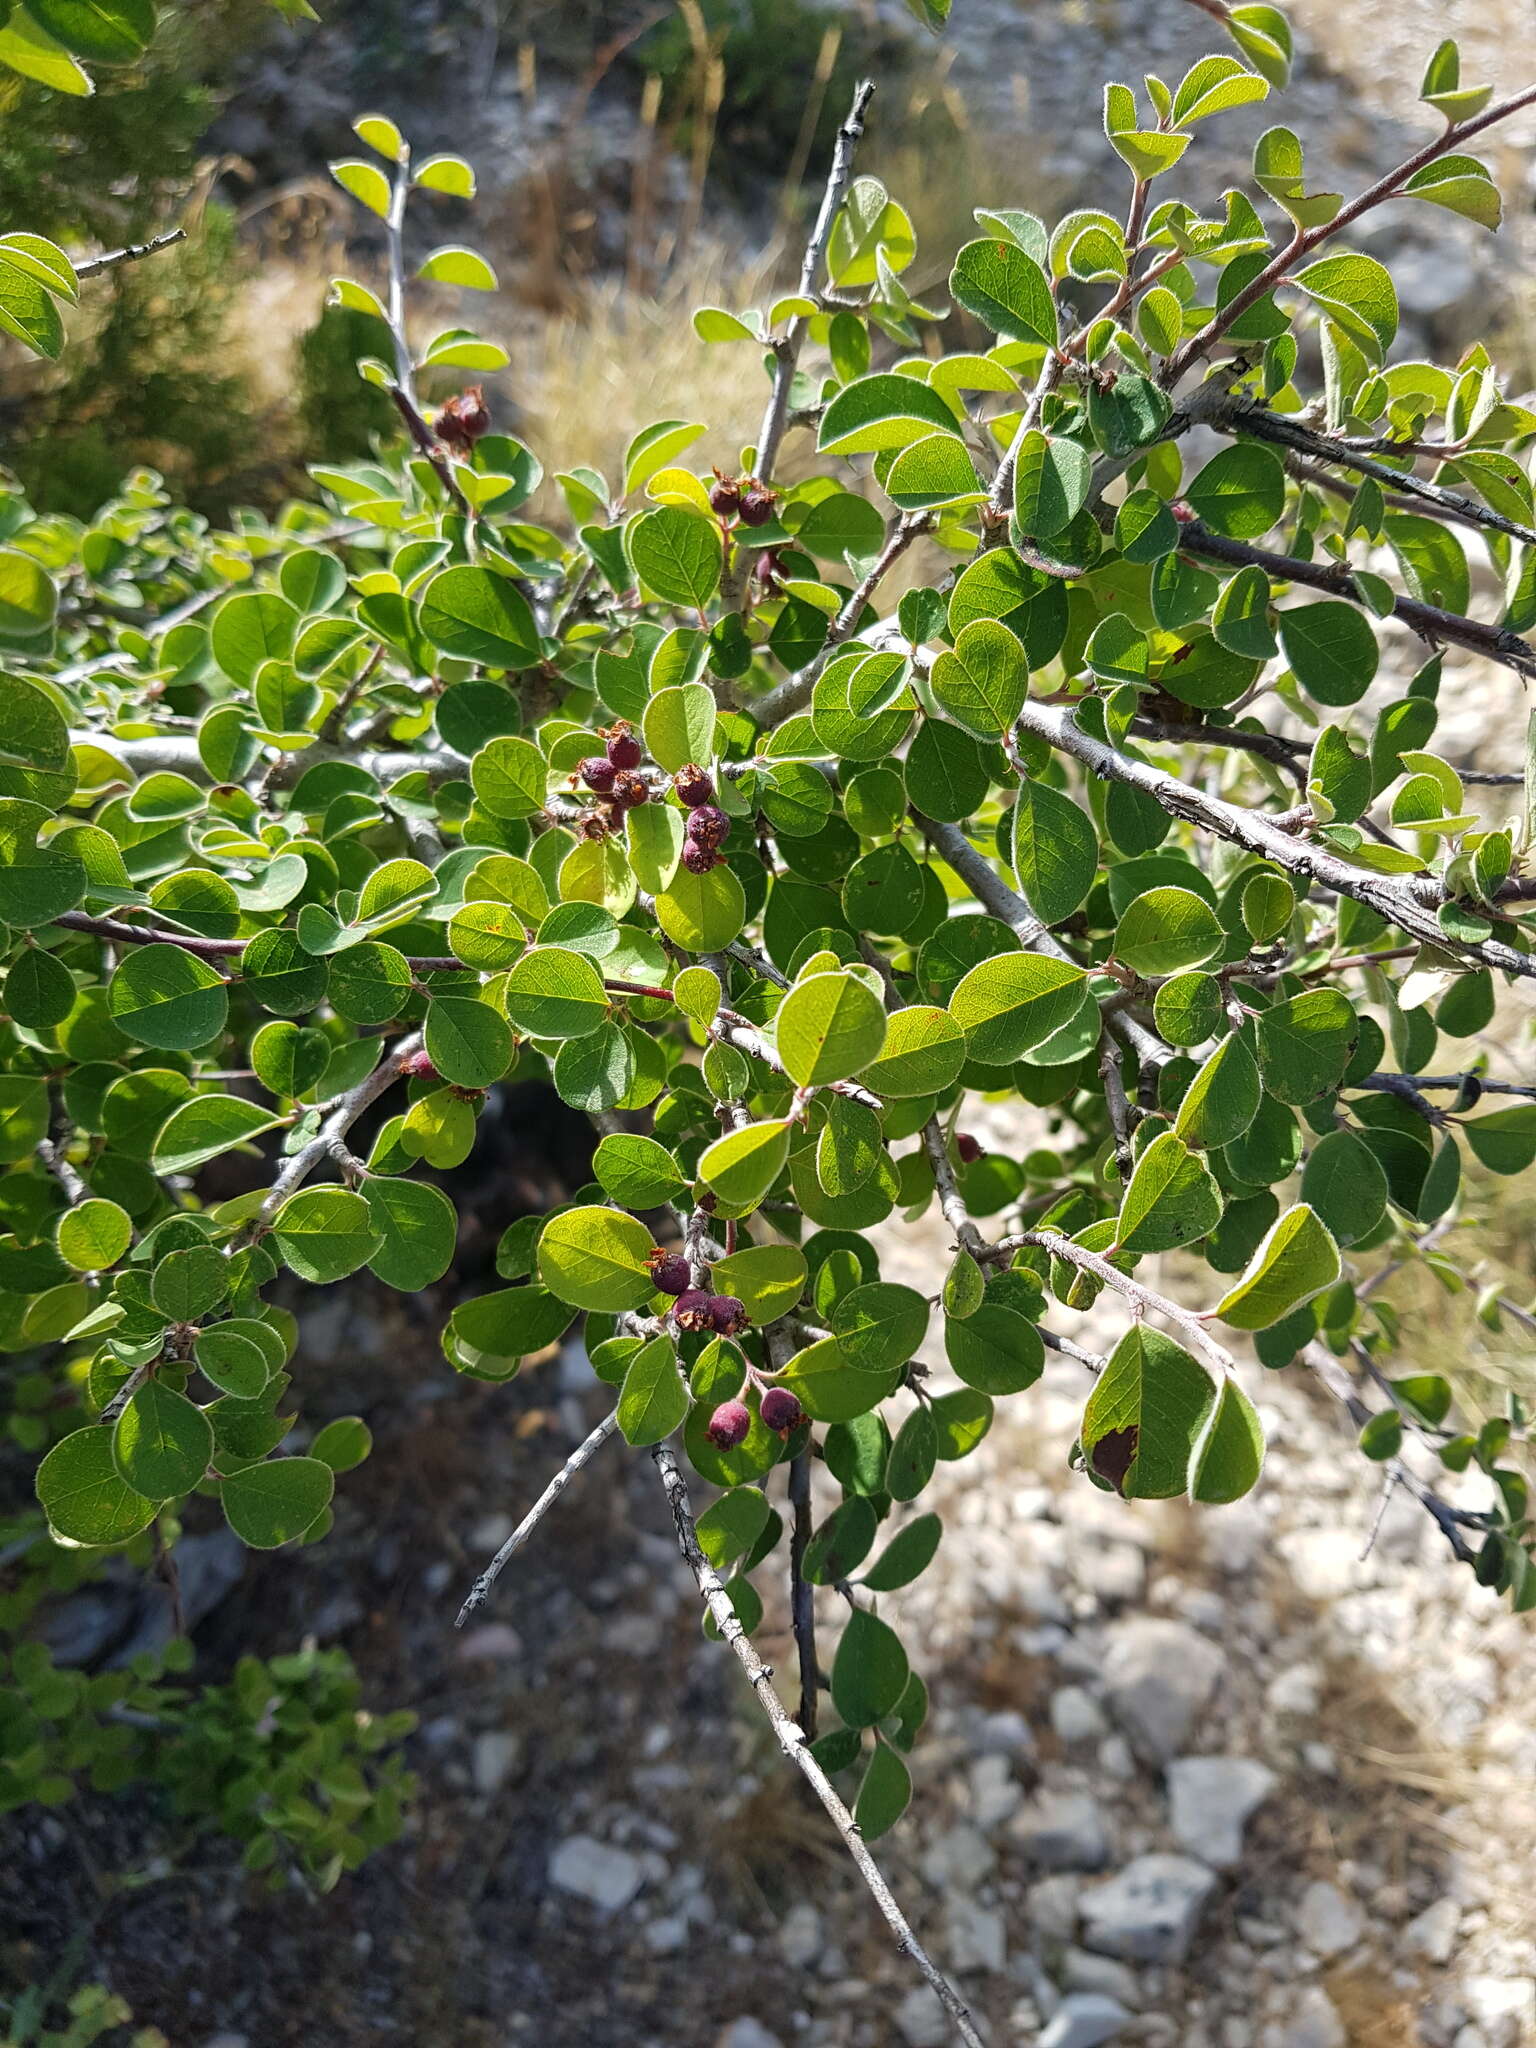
{"left": 706, "top": 1399, "right": 752, "bottom": 1450}
{"left": 611, "top": 769, "right": 649, "bottom": 809}
{"left": 709, "top": 472, "right": 742, "bottom": 517}
{"left": 956, "top": 1132, "right": 985, "bottom": 1165}
{"left": 405, "top": 1050, "right": 439, "bottom": 1079}
{"left": 606, "top": 725, "right": 643, "bottom": 770}
{"left": 648, "top": 1251, "right": 692, "bottom": 1296}
{"left": 760, "top": 1387, "right": 803, "bottom": 1436}
{"left": 681, "top": 839, "right": 718, "bottom": 875}
{"left": 737, "top": 485, "right": 778, "bottom": 528}
{"left": 687, "top": 804, "right": 729, "bottom": 852}
{"left": 708, "top": 1294, "right": 750, "bottom": 1337}
{"left": 435, "top": 385, "right": 491, "bottom": 451}
{"left": 673, "top": 1288, "right": 715, "bottom": 1333}
{"left": 579, "top": 755, "right": 618, "bottom": 795}
{"left": 673, "top": 763, "right": 714, "bottom": 808}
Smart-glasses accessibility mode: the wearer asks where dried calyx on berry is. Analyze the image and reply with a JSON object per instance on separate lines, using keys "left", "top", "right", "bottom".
{"left": 681, "top": 840, "right": 719, "bottom": 875}
{"left": 759, "top": 1387, "right": 803, "bottom": 1436}
{"left": 736, "top": 476, "right": 778, "bottom": 527}
{"left": 672, "top": 1288, "right": 715, "bottom": 1333}
{"left": 708, "top": 468, "right": 742, "bottom": 517}
{"left": 673, "top": 763, "right": 714, "bottom": 808}
{"left": 605, "top": 723, "right": 643, "bottom": 770}
{"left": 706, "top": 1400, "right": 751, "bottom": 1450}
{"left": 686, "top": 804, "right": 729, "bottom": 852}
{"left": 647, "top": 1250, "right": 692, "bottom": 1296}
{"left": 579, "top": 755, "right": 618, "bottom": 795}
{"left": 405, "top": 1050, "right": 439, "bottom": 1079}
{"left": 707, "top": 1294, "right": 750, "bottom": 1337}
{"left": 435, "top": 386, "right": 491, "bottom": 451}
{"left": 955, "top": 1132, "right": 986, "bottom": 1164}
{"left": 610, "top": 769, "right": 649, "bottom": 809}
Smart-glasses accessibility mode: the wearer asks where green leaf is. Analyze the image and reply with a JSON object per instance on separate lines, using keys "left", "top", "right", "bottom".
{"left": 363, "top": 1177, "right": 457, "bottom": 1290}
{"left": 425, "top": 996, "right": 513, "bottom": 1088}
{"left": 654, "top": 862, "right": 747, "bottom": 953}
{"left": 642, "top": 683, "right": 716, "bottom": 773}
{"left": 775, "top": 971, "right": 888, "bottom": 1086}
{"left": 0, "top": 10, "right": 94, "bottom": 94}
{"left": 697, "top": 1119, "right": 792, "bottom": 1211}
{"left": 151, "top": 1095, "right": 285, "bottom": 1175}
{"left": 860, "top": 1512, "right": 942, "bottom": 1592}
{"left": 1295, "top": 252, "right": 1398, "bottom": 366}
{"left": 1113, "top": 887, "right": 1224, "bottom": 977}
{"left": 944, "top": 1298, "right": 1045, "bottom": 1394}
{"left": 329, "top": 156, "right": 392, "bottom": 217}
{"left": 56, "top": 1197, "right": 130, "bottom": 1271}
{"left": 149, "top": 1243, "right": 228, "bottom": 1319}
{"left": 1188, "top": 1376, "right": 1266, "bottom": 1503}
{"left": 948, "top": 952, "right": 1087, "bottom": 1062}
{"left": 210, "top": 590, "right": 299, "bottom": 686}
{"left": 37, "top": 1427, "right": 158, "bottom": 1546}
{"left": 884, "top": 433, "right": 983, "bottom": 512}
{"left": 625, "top": 419, "right": 705, "bottom": 494}
{"left": 1227, "top": 3, "right": 1292, "bottom": 88}
{"left": 1081, "top": 1325, "right": 1215, "bottom": 1498}
{"left": 108, "top": 944, "right": 228, "bottom": 1052}
{"left": 1214, "top": 1203, "right": 1341, "bottom": 1329}
{"left": 113, "top": 1381, "right": 212, "bottom": 1498}
{"left": 830, "top": 1606, "right": 909, "bottom": 1727}
{"left": 1172, "top": 1033, "right": 1261, "bottom": 1151}
{"left": 0, "top": 254, "right": 64, "bottom": 358}
{"left": 805, "top": 1496, "right": 878, "bottom": 1583}
{"left": 1300, "top": 1128, "right": 1388, "bottom": 1247}
{"left": 220, "top": 1456, "right": 334, "bottom": 1548}
{"left": 930, "top": 618, "right": 1029, "bottom": 737}
{"left": 617, "top": 1335, "right": 688, "bottom": 1446}
{"left": 1279, "top": 601, "right": 1379, "bottom": 708}
{"left": 817, "top": 373, "right": 961, "bottom": 457}
{"left": 193, "top": 1325, "right": 272, "bottom": 1400}
{"left": 1186, "top": 444, "right": 1286, "bottom": 540}
{"left": 271, "top": 1187, "right": 382, "bottom": 1283}
{"left": 1463, "top": 1105, "right": 1536, "bottom": 1176}
{"left": 1013, "top": 431, "right": 1092, "bottom": 539}
{"left": 594, "top": 1133, "right": 687, "bottom": 1209}
{"left": 831, "top": 1281, "right": 929, "bottom": 1375}
{"left": 1171, "top": 52, "right": 1270, "bottom": 126}
{"left": 854, "top": 1739, "right": 912, "bottom": 1842}
{"left": 710, "top": 1245, "right": 807, "bottom": 1326}
{"left": 1403, "top": 155, "right": 1501, "bottom": 231}
{"left": 948, "top": 238, "right": 1057, "bottom": 345}
{"left": 860, "top": 1006, "right": 967, "bottom": 1098}
{"left": 537, "top": 1205, "right": 656, "bottom": 1311}
{"left": 1012, "top": 780, "right": 1097, "bottom": 925}
{"left": 1115, "top": 1132, "right": 1224, "bottom": 1254}
{"left": 419, "top": 566, "right": 541, "bottom": 669}
{"left": 418, "top": 244, "right": 498, "bottom": 290}
{"left": 503, "top": 947, "right": 610, "bottom": 1039}
{"left": 0, "top": 799, "right": 85, "bottom": 924}
{"left": 629, "top": 507, "right": 722, "bottom": 609}
{"left": 1254, "top": 988, "right": 1358, "bottom": 1104}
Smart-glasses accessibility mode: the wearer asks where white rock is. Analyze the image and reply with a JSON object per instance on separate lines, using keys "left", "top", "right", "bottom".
{"left": 471, "top": 1729, "right": 522, "bottom": 1795}
{"left": 1037, "top": 1992, "right": 1134, "bottom": 2048}
{"left": 1266, "top": 1665, "right": 1322, "bottom": 1720}
{"left": 645, "top": 1914, "right": 689, "bottom": 1954}
{"left": 1465, "top": 1978, "right": 1536, "bottom": 2035}
{"left": 1052, "top": 1686, "right": 1109, "bottom": 1746}
{"left": 777, "top": 1901, "right": 823, "bottom": 1970}
{"left": 1274, "top": 1529, "right": 1364, "bottom": 1601}
{"left": 946, "top": 1899, "right": 1008, "bottom": 1974}
{"left": 1028, "top": 1874, "right": 1084, "bottom": 1941}
{"left": 1013, "top": 1792, "right": 1110, "bottom": 1872}
{"left": 1166, "top": 1756, "right": 1278, "bottom": 1869}
{"left": 1080, "top": 1854, "right": 1219, "bottom": 1963}
{"left": 894, "top": 1985, "right": 950, "bottom": 2048}
{"left": 921, "top": 1821, "right": 996, "bottom": 1893}
{"left": 1098, "top": 1735, "right": 1137, "bottom": 1781}
{"left": 1062, "top": 1947, "right": 1142, "bottom": 2007}
{"left": 1295, "top": 1881, "right": 1365, "bottom": 1959}
{"left": 1102, "top": 1619, "right": 1225, "bottom": 1762}
{"left": 970, "top": 1750, "right": 1024, "bottom": 1829}
{"left": 548, "top": 1834, "right": 645, "bottom": 1912}
{"left": 716, "top": 2024, "right": 784, "bottom": 2048}
{"left": 1277, "top": 1986, "right": 1346, "bottom": 2048}
{"left": 1402, "top": 1898, "right": 1461, "bottom": 1966}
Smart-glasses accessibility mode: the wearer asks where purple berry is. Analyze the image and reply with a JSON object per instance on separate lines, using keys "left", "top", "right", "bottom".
{"left": 706, "top": 1399, "right": 752, "bottom": 1450}
{"left": 686, "top": 804, "right": 729, "bottom": 852}
{"left": 737, "top": 485, "right": 777, "bottom": 528}
{"left": 673, "top": 1288, "right": 715, "bottom": 1333}
{"left": 648, "top": 1252, "right": 692, "bottom": 1296}
{"left": 759, "top": 1388, "right": 803, "bottom": 1436}
{"left": 579, "top": 755, "right": 617, "bottom": 796}
{"left": 673, "top": 763, "right": 714, "bottom": 808}
{"left": 610, "top": 769, "right": 649, "bottom": 809}
{"left": 956, "top": 1132, "right": 985, "bottom": 1165}
{"left": 708, "top": 1294, "right": 750, "bottom": 1337}
{"left": 681, "top": 839, "right": 717, "bottom": 875}
{"left": 709, "top": 475, "right": 742, "bottom": 518}
{"left": 606, "top": 726, "right": 643, "bottom": 770}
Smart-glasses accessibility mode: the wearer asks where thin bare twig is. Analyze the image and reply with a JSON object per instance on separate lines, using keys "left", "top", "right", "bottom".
{"left": 652, "top": 1442, "right": 985, "bottom": 2048}
{"left": 456, "top": 1410, "right": 621, "bottom": 1626}
{"left": 998, "top": 1229, "right": 1240, "bottom": 1383}
{"left": 73, "top": 229, "right": 187, "bottom": 279}
{"left": 921, "top": 1116, "right": 988, "bottom": 1259}
{"left": 251, "top": 1032, "right": 423, "bottom": 1229}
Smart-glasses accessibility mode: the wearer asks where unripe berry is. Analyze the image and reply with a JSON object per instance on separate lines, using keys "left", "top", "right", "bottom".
{"left": 405, "top": 1049, "right": 439, "bottom": 1079}
{"left": 579, "top": 755, "right": 618, "bottom": 795}
{"left": 673, "top": 763, "right": 714, "bottom": 808}
{"left": 706, "top": 1399, "right": 752, "bottom": 1450}
{"left": 759, "top": 1387, "right": 803, "bottom": 1436}
{"left": 737, "top": 484, "right": 778, "bottom": 528}
{"left": 956, "top": 1132, "right": 985, "bottom": 1165}
{"left": 687, "top": 803, "right": 729, "bottom": 852}
{"left": 709, "top": 471, "right": 742, "bottom": 517}
{"left": 610, "top": 769, "right": 649, "bottom": 809}
{"left": 606, "top": 725, "right": 643, "bottom": 770}
{"left": 681, "top": 838, "right": 718, "bottom": 875}
{"left": 708, "top": 1294, "right": 750, "bottom": 1337}
{"left": 648, "top": 1251, "right": 692, "bottom": 1296}
{"left": 673, "top": 1288, "right": 715, "bottom": 1333}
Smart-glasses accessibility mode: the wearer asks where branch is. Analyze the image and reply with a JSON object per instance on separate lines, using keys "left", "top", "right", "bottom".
{"left": 456, "top": 1409, "right": 620, "bottom": 1626}
{"left": 73, "top": 229, "right": 187, "bottom": 279}
{"left": 983, "top": 351, "right": 1067, "bottom": 539}
{"left": 920, "top": 1115, "right": 988, "bottom": 1258}
{"left": 36, "top": 1135, "right": 88, "bottom": 1207}
{"left": 1176, "top": 519, "right": 1536, "bottom": 683}
{"left": 999, "top": 1228, "right": 1240, "bottom": 1383}
{"left": 755, "top": 80, "right": 876, "bottom": 485}
{"left": 387, "top": 385, "right": 473, "bottom": 520}
{"left": 1131, "top": 717, "right": 1307, "bottom": 785}
{"left": 1162, "top": 83, "right": 1536, "bottom": 386}
{"left": 651, "top": 1442, "right": 986, "bottom": 2048}
{"left": 251, "top": 1031, "right": 422, "bottom": 1228}
{"left": 52, "top": 911, "right": 462, "bottom": 974}
{"left": 67, "top": 730, "right": 472, "bottom": 786}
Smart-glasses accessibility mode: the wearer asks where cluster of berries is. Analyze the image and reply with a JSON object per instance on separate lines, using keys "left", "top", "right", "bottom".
{"left": 708, "top": 469, "right": 778, "bottom": 528}
{"left": 646, "top": 1249, "right": 803, "bottom": 1448}
{"left": 434, "top": 386, "right": 492, "bottom": 455}
{"left": 578, "top": 723, "right": 649, "bottom": 815}
{"left": 672, "top": 763, "right": 730, "bottom": 876}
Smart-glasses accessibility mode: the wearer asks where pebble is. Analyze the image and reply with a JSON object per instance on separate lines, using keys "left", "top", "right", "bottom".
{"left": 1274, "top": 1986, "right": 1346, "bottom": 2048}
{"left": 1101, "top": 1619, "right": 1226, "bottom": 1762}
{"left": 1028, "top": 1874, "right": 1084, "bottom": 1942}
{"left": 1013, "top": 1792, "right": 1111, "bottom": 1872}
{"left": 778, "top": 1902, "right": 823, "bottom": 1970}
{"left": 1061, "top": 1947, "right": 1143, "bottom": 2008}
{"left": 1294, "top": 1881, "right": 1365, "bottom": 1960}
{"left": 921, "top": 1822, "right": 996, "bottom": 1893}
{"left": 471, "top": 1729, "right": 523, "bottom": 1795}
{"left": 547, "top": 1835, "right": 646, "bottom": 1912}
{"left": 1080, "top": 1855, "right": 1220, "bottom": 1964}
{"left": 893, "top": 1985, "right": 949, "bottom": 2048}
{"left": 1051, "top": 1686, "right": 1109, "bottom": 1747}
{"left": 1037, "top": 1992, "right": 1134, "bottom": 2048}
{"left": 1166, "top": 1756, "right": 1278, "bottom": 1870}
{"left": 970, "top": 1751, "right": 1024, "bottom": 1828}
{"left": 945, "top": 1899, "right": 1008, "bottom": 1974}
{"left": 715, "top": 2023, "right": 784, "bottom": 2048}
{"left": 1403, "top": 1899, "right": 1462, "bottom": 1966}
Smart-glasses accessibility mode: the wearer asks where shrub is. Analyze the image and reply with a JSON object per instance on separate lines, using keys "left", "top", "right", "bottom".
{"left": 4, "top": 3, "right": 1536, "bottom": 2036}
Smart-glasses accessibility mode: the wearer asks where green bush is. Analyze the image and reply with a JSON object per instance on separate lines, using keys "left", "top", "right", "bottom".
{"left": 4, "top": 4, "right": 1536, "bottom": 2038}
